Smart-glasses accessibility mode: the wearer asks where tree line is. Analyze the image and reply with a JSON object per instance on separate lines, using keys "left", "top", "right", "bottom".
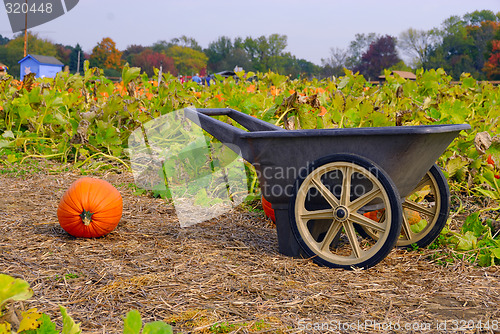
{"left": 323, "top": 10, "right": 500, "bottom": 80}
{"left": 0, "top": 9, "right": 499, "bottom": 80}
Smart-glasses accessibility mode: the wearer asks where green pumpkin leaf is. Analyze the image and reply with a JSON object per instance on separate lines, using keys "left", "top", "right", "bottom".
{"left": 446, "top": 156, "right": 469, "bottom": 179}
{"left": 461, "top": 212, "right": 490, "bottom": 237}
{"left": 0, "top": 274, "right": 33, "bottom": 308}
{"left": 142, "top": 321, "right": 173, "bottom": 334}
{"left": 491, "top": 248, "right": 500, "bottom": 259}
{"left": 59, "top": 306, "right": 81, "bottom": 334}
{"left": 36, "top": 313, "right": 59, "bottom": 334}
{"left": 122, "top": 65, "right": 141, "bottom": 86}
{"left": 123, "top": 310, "right": 142, "bottom": 334}
{"left": 454, "top": 231, "right": 477, "bottom": 251}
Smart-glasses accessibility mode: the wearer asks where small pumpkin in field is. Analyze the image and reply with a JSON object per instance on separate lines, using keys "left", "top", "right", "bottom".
{"left": 261, "top": 196, "right": 275, "bottom": 223}
{"left": 404, "top": 208, "right": 422, "bottom": 225}
{"left": 57, "top": 177, "right": 123, "bottom": 238}
{"left": 363, "top": 209, "right": 385, "bottom": 222}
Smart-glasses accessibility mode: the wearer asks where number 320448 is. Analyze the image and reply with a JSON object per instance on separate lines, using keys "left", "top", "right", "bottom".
{"left": 5, "top": 2, "right": 53, "bottom": 14}
{"left": 449, "top": 320, "right": 498, "bottom": 331}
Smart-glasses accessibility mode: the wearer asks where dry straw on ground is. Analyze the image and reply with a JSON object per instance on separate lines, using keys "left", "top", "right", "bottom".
{"left": 0, "top": 161, "right": 499, "bottom": 333}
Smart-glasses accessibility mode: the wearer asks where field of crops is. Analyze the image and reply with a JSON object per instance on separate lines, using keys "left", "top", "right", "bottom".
{"left": 1, "top": 64, "right": 500, "bottom": 333}
{"left": 1, "top": 64, "right": 499, "bottom": 262}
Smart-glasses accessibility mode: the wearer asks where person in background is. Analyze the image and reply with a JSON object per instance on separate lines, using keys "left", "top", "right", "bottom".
{"left": 204, "top": 74, "right": 211, "bottom": 87}
{"left": 192, "top": 73, "right": 202, "bottom": 84}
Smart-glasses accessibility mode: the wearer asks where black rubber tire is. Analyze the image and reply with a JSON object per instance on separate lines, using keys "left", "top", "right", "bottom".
{"left": 289, "top": 153, "right": 402, "bottom": 270}
{"left": 355, "top": 164, "right": 450, "bottom": 249}
{"left": 402, "top": 164, "right": 450, "bottom": 248}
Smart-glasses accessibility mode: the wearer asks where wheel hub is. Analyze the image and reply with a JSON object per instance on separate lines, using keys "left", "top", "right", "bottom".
{"left": 334, "top": 206, "right": 349, "bottom": 222}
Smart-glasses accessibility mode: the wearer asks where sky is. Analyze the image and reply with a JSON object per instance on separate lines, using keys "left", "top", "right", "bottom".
{"left": 0, "top": 0, "right": 499, "bottom": 65}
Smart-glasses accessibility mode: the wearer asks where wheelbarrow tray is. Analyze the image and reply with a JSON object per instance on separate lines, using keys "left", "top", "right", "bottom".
{"left": 239, "top": 124, "right": 468, "bottom": 204}
{"left": 185, "top": 108, "right": 469, "bottom": 203}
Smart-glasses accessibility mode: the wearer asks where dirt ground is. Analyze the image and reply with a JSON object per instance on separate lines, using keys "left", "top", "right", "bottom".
{"left": 0, "top": 161, "right": 499, "bottom": 334}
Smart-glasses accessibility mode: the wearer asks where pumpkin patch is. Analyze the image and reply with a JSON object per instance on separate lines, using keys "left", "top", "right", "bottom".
{"left": 57, "top": 177, "right": 123, "bottom": 238}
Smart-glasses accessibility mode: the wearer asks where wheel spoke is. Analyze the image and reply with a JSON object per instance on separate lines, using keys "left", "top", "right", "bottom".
{"left": 320, "top": 220, "right": 342, "bottom": 252}
{"left": 349, "top": 187, "right": 382, "bottom": 211}
{"left": 300, "top": 209, "right": 334, "bottom": 221}
{"left": 343, "top": 221, "right": 362, "bottom": 258}
{"left": 311, "top": 175, "right": 339, "bottom": 207}
{"left": 350, "top": 213, "right": 386, "bottom": 233}
{"left": 403, "top": 200, "right": 436, "bottom": 217}
{"left": 401, "top": 213, "right": 414, "bottom": 240}
{"left": 379, "top": 210, "right": 386, "bottom": 224}
{"left": 340, "top": 167, "right": 352, "bottom": 206}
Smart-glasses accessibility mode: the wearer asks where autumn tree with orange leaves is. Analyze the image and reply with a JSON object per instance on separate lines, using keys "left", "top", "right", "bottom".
{"left": 484, "top": 40, "right": 500, "bottom": 79}
{"left": 90, "top": 37, "right": 123, "bottom": 71}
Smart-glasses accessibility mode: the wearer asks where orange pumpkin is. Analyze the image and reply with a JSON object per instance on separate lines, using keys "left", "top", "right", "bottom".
{"left": 363, "top": 209, "right": 385, "bottom": 222}
{"left": 57, "top": 177, "right": 123, "bottom": 238}
{"left": 261, "top": 196, "right": 276, "bottom": 223}
{"left": 404, "top": 208, "right": 422, "bottom": 225}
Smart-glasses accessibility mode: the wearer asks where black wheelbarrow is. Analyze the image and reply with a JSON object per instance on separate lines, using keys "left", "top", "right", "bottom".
{"left": 184, "top": 107, "right": 470, "bottom": 269}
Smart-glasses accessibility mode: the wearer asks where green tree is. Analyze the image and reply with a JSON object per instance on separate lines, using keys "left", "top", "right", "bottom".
{"left": 267, "top": 53, "right": 318, "bottom": 78}
{"left": 0, "top": 32, "right": 58, "bottom": 78}
{"left": 69, "top": 43, "right": 85, "bottom": 73}
{"left": 398, "top": 28, "right": 438, "bottom": 68}
{"left": 7, "top": 32, "right": 58, "bottom": 57}
{"left": 170, "top": 35, "right": 202, "bottom": 51}
{"left": 219, "top": 48, "right": 252, "bottom": 73}
{"left": 425, "top": 12, "right": 500, "bottom": 79}
{"left": 242, "top": 36, "right": 260, "bottom": 70}
{"left": 152, "top": 40, "right": 170, "bottom": 53}
{"left": 122, "top": 44, "right": 146, "bottom": 66}
{"left": 268, "top": 33, "right": 288, "bottom": 57}
{"left": 166, "top": 45, "right": 207, "bottom": 75}
{"left": 205, "top": 36, "right": 234, "bottom": 72}
{"left": 346, "top": 33, "right": 378, "bottom": 69}
{"left": 0, "top": 34, "right": 9, "bottom": 45}
{"left": 241, "top": 34, "right": 288, "bottom": 72}
{"left": 426, "top": 16, "right": 472, "bottom": 78}
{"left": 321, "top": 47, "right": 349, "bottom": 77}
{"left": 463, "top": 10, "right": 499, "bottom": 26}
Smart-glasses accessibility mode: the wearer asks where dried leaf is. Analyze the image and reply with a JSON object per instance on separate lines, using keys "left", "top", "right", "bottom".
{"left": 18, "top": 308, "right": 42, "bottom": 332}
{"left": 474, "top": 131, "right": 492, "bottom": 154}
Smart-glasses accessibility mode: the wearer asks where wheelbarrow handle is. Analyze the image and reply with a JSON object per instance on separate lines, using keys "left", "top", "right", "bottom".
{"left": 184, "top": 107, "right": 244, "bottom": 145}
{"left": 193, "top": 108, "right": 231, "bottom": 116}
{"left": 184, "top": 107, "right": 283, "bottom": 163}
{"left": 194, "top": 108, "right": 284, "bottom": 132}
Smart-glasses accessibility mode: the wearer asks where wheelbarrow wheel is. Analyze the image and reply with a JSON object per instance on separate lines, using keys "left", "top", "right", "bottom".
{"left": 289, "top": 154, "right": 402, "bottom": 270}
{"left": 357, "top": 164, "right": 450, "bottom": 248}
